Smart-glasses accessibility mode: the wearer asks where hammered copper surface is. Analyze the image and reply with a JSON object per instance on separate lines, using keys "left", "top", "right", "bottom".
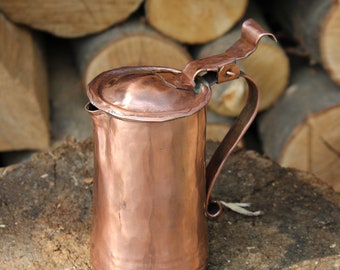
{"left": 88, "top": 106, "right": 208, "bottom": 269}
{"left": 87, "top": 18, "right": 275, "bottom": 270}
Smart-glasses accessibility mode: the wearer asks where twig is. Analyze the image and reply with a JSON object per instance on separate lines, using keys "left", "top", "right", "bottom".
{"left": 220, "top": 201, "right": 263, "bottom": 216}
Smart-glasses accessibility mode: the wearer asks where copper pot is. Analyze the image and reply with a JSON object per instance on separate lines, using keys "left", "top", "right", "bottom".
{"left": 86, "top": 19, "right": 275, "bottom": 270}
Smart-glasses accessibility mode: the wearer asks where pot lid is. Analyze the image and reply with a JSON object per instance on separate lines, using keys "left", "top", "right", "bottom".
{"left": 87, "top": 66, "right": 211, "bottom": 122}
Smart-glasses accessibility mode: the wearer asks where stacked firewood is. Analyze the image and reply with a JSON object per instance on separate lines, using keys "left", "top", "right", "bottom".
{"left": 0, "top": 0, "right": 339, "bottom": 191}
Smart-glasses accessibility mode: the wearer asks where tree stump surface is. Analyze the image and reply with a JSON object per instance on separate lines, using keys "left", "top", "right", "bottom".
{"left": 0, "top": 138, "right": 339, "bottom": 269}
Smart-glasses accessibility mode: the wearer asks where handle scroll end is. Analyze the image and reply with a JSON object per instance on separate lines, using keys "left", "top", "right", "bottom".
{"left": 241, "top": 18, "right": 277, "bottom": 46}
{"left": 225, "top": 18, "right": 277, "bottom": 61}
{"left": 181, "top": 19, "right": 276, "bottom": 89}
{"left": 206, "top": 199, "right": 223, "bottom": 218}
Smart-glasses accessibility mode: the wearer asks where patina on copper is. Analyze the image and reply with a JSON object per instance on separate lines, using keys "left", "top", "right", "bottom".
{"left": 86, "top": 19, "right": 275, "bottom": 270}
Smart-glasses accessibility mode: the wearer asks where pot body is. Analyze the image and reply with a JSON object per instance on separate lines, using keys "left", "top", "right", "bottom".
{"left": 89, "top": 105, "right": 208, "bottom": 270}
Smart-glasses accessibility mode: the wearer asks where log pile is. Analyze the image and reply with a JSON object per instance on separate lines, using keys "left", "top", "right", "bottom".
{"left": 258, "top": 0, "right": 340, "bottom": 191}
{"left": 261, "top": 0, "right": 340, "bottom": 85}
{"left": 259, "top": 59, "right": 340, "bottom": 192}
{"left": 0, "top": 1, "right": 339, "bottom": 189}
{"left": 0, "top": 14, "right": 49, "bottom": 151}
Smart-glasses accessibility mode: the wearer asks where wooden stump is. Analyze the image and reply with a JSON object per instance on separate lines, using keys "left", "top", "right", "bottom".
{"left": 145, "top": 0, "right": 248, "bottom": 44}
{"left": 259, "top": 62, "right": 340, "bottom": 192}
{"left": 0, "top": 0, "right": 144, "bottom": 38}
{"left": 0, "top": 138, "right": 339, "bottom": 269}
{"left": 0, "top": 13, "right": 49, "bottom": 151}
{"left": 74, "top": 19, "right": 192, "bottom": 87}
{"left": 261, "top": 0, "right": 340, "bottom": 85}
{"left": 195, "top": 3, "right": 289, "bottom": 117}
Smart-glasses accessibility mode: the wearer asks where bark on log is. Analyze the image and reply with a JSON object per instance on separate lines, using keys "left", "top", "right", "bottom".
{"left": 259, "top": 62, "right": 340, "bottom": 192}
{"left": 74, "top": 19, "right": 192, "bottom": 87}
{"left": 195, "top": 2, "right": 289, "bottom": 117}
{"left": 0, "top": 138, "right": 339, "bottom": 269}
{"left": 0, "top": 13, "right": 49, "bottom": 151}
{"left": 260, "top": 0, "right": 340, "bottom": 86}
{"left": 145, "top": 0, "right": 248, "bottom": 44}
{"left": 0, "top": 0, "right": 144, "bottom": 38}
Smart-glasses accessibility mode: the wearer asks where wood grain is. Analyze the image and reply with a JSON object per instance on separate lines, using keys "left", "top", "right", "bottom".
{"left": 0, "top": 13, "right": 49, "bottom": 151}
{"left": 145, "top": 0, "right": 248, "bottom": 44}
{"left": 0, "top": 0, "right": 144, "bottom": 37}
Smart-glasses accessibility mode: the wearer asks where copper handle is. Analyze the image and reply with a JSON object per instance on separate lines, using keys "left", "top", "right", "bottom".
{"left": 180, "top": 18, "right": 276, "bottom": 89}
{"left": 179, "top": 18, "right": 276, "bottom": 218}
{"left": 205, "top": 73, "right": 259, "bottom": 217}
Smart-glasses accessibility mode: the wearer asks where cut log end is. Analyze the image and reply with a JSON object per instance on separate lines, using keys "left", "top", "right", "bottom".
{"left": 321, "top": 3, "right": 340, "bottom": 85}
{"left": 242, "top": 39, "right": 290, "bottom": 111}
{"left": 0, "top": 14, "right": 49, "bottom": 151}
{"left": 0, "top": 0, "right": 144, "bottom": 37}
{"left": 259, "top": 65, "right": 340, "bottom": 193}
{"left": 206, "top": 40, "right": 289, "bottom": 117}
{"left": 83, "top": 33, "right": 191, "bottom": 86}
{"left": 145, "top": 0, "right": 248, "bottom": 44}
{"left": 208, "top": 78, "right": 248, "bottom": 117}
{"left": 280, "top": 105, "right": 340, "bottom": 192}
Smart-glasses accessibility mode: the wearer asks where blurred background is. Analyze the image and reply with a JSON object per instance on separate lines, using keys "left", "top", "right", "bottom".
{"left": 0, "top": 0, "right": 339, "bottom": 191}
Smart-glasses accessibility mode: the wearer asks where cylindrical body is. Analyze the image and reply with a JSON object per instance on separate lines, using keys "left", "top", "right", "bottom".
{"left": 89, "top": 105, "right": 208, "bottom": 269}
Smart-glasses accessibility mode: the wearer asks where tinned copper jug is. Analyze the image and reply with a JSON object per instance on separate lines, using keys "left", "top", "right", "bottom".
{"left": 86, "top": 19, "right": 275, "bottom": 270}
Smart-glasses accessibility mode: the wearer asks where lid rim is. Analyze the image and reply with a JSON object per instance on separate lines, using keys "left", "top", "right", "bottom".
{"left": 87, "top": 66, "right": 211, "bottom": 122}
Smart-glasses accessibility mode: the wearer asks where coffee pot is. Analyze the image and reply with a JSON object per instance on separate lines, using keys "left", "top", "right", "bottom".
{"left": 86, "top": 19, "right": 275, "bottom": 270}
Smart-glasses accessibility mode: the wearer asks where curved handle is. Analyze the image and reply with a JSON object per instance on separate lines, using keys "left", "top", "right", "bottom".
{"left": 177, "top": 18, "right": 276, "bottom": 217}
{"left": 205, "top": 73, "right": 259, "bottom": 217}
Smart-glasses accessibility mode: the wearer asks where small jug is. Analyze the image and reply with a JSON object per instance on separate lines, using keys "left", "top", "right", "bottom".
{"left": 86, "top": 19, "right": 275, "bottom": 270}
